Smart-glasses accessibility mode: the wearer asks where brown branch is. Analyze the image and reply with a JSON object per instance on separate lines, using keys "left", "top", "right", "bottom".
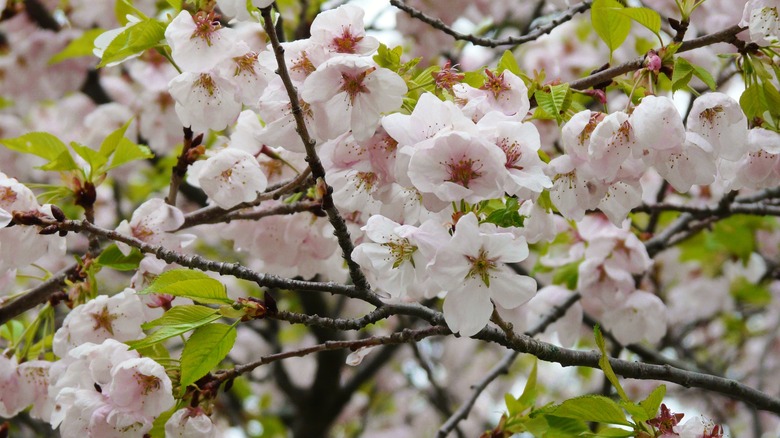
{"left": 30, "top": 218, "right": 382, "bottom": 305}
{"left": 215, "top": 325, "right": 450, "bottom": 381}
{"left": 0, "top": 264, "right": 78, "bottom": 325}
{"left": 179, "top": 169, "right": 312, "bottom": 229}
{"left": 260, "top": 6, "right": 371, "bottom": 294}
{"left": 438, "top": 292, "right": 583, "bottom": 437}
{"left": 223, "top": 200, "right": 322, "bottom": 222}
{"left": 166, "top": 127, "right": 202, "bottom": 206}
{"left": 569, "top": 24, "right": 745, "bottom": 91}
{"left": 390, "top": 0, "right": 592, "bottom": 48}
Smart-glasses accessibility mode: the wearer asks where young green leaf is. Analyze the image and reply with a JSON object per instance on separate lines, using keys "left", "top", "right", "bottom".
{"left": 49, "top": 29, "right": 106, "bottom": 64}
{"left": 140, "top": 269, "right": 233, "bottom": 305}
{"left": 142, "top": 305, "right": 221, "bottom": 330}
{"left": 497, "top": 50, "right": 521, "bottom": 76}
{"left": 98, "top": 19, "right": 166, "bottom": 68}
{"left": 614, "top": 7, "right": 661, "bottom": 37}
{"left": 534, "top": 83, "right": 570, "bottom": 124}
{"left": 639, "top": 384, "right": 666, "bottom": 419}
{"left": 105, "top": 138, "right": 153, "bottom": 171}
{"left": 1, "top": 132, "right": 70, "bottom": 162}
{"left": 179, "top": 323, "right": 237, "bottom": 394}
{"left": 552, "top": 395, "right": 631, "bottom": 426}
{"left": 95, "top": 244, "right": 144, "bottom": 271}
{"left": 591, "top": 0, "right": 632, "bottom": 58}
{"left": 594, "top": 326, "right": 630, "bottom": 402}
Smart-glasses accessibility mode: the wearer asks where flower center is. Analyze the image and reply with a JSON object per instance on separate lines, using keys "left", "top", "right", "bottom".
{"left": 196, "top": 73, "right": 218, "bottom": 96}
{"left": 466, "top": 248, "right": 498, "bottom": 287}
{"left": 233, "top": 52, "right": 259, "bottom": 77}
{"left": 354, "top": 171, "right": 378, "bottom": 192}
{"left": 480, "top": 69, "right": 510, "bottom": 99}
{"left": 340, "top": 67, "right": 375, "bottom": 103}
{"left": 291, "top": 52, "right": 316, "bottom": 77}
{"left": 444, "top": 157, "right": 482, "bottom": 188}
{"left": 498, "top": 139, "right": 524, "bottom": 170}
{"left": 383, "top": 238, "right": 417, "bottom": 268}
{"left": 191, "top": 11, "right": 222, "bottom": 46}
{"left": 699, "top": 105, "right": 724, "bottom": 127}
{"left": 134, "top": 372, "right": 162, "bottom": 395}
{"left": 0, "top": 186, "right": 17, "bottom": 204}
{"left": 433, "top": 61, "right": 464, "bottom": 91}
{"left": 90, "top": 305, "right": 119, "bottom": 335}
{"left": 332, "top": 28, "right": 364, "bottom": 53}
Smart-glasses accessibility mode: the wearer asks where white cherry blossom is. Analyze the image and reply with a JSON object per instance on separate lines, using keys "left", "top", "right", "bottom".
{"left": 429, "top": 213, "right": 537, "bottom": 336}
{"left": 115, "top": 198, "right": 195, "bottom": 255}
{"left": 168, "top": 70, "right": 242, "bottom": 132}
{"left": 687, "top": 92, "right": 748, "bottom": 162}
{"left": 309, "top": 4, "right": 379, "bottom": 56}
{"left": 198, "top": 148, "right": 268, "bottom": 209}
{"left": 165, "top": 407, "right": 217, "bottom": 438}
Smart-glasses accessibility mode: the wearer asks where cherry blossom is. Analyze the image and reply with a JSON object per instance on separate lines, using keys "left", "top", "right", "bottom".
{"left": 115, "top": 198, "right": 195, "bottom": 255}
{"left": 428, "top": 213, "right": 536, "bottom": 336}
{"left": 741, "top": 0, "right": 780, "bottom": 46}
{"left": 687, "top": 92, "right": 748, "bottom": 162}
{"left": 309, "top": 4, "right": 380, "bottom": 56}
{"left": 197, "top": 147, "right": 269, "bottom": 209}
{"left": 168, "top": 70, "right": 243, "bottom": 132}
{"left": 52, "top": 289, "right": 148, "bottom": 358}
{"left": 406, "top": 131, "right": 507, "bottom": 204}
{"left": 301, "top": 56, "right": 407, "bottom": 141}
{"left": 165, "top": 407, "right": 217, "bottom": 438}
{"left": 165, "top": 10, "right": 243, "bottom": 73}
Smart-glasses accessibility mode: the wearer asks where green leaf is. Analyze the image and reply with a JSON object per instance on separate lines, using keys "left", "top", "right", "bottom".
{"left": 179, "top": 323, "right": 237, "bottom": 394}
{"left": 740, "top": 83, "right": 765, "bottom": 120}
{"left": 50, "top": 29, "right": 105, "bottom": 64}
{"left": 639, "top": 384, "right": 666, "bottom": 419}
{"left": 594, "top": 326, "right": 629, "bottom": 402}
{"left": 552, "top": 395, "right": 631, "bottom": 426}
{"left": 164, "top": 0, "right": 183, "bottom": 11}
{"left": 614, "top": 7, "right": 660, "bottom": 37}
{"left": 591, "top": 0, "right": 632, "bottom": 58}
{"left": 534, "top": 83, "right": 570, "bottom": 124}
{"left": 517, "top": 359, "right": 538, "bottom": 410}
{"left": 98, "top": 19, "right": 166, "bottom": 68}
{"left": 70, "top": 142, "right": 108, "bottom": 178}
{"left": 552, "top": 261, "right": 580, "bottom": 290}
{"left": 140, "top": 269, "right": 233, "bottom": 305}
{"left": 106, "top": 139, "right": 153, "bottom": 171}
{"left": 115, "top": 0, "right": 149, "bottom": 25}
{"left": 1, "top": 132, "right": 69, "bottom": 161}
{"left": 38, "top": 150, "right": 79, "bottom": 172}
{"left": 497, "top": 50, "right": 521, "bottom": 76}
{"left": 148, "top": 405, "right": 178, "bottom": 438}
{"left": 0, "top": 320, "right": 25, "bottom": 344}
{"left": 99, "top": 119, "right": 133, "bottom": 157}
{"left": 127, "top": 313, "right": 221, "bottom": 350}
{"left": 142, "top": 305, "right": 220, "bottom": 330}
{"left": 373, "top": 43, "right": 402, "bottom": 71}
{"left": 95, "top": 244, "right": 144, "bottom": 271}
{"left": 671, "top": 57, "right": 715, "bottom": 92}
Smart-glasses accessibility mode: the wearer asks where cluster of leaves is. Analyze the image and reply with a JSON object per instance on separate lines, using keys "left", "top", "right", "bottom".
{"left": 491, "top": 328, "right": 667, "bottom": 437}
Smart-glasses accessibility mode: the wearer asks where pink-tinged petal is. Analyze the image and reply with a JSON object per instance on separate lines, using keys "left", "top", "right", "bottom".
{"left": 442, "top": 286, "right": 493, "bottom": 337}
{"left": 491, "top": 272, "right": 536, "bottom": 309}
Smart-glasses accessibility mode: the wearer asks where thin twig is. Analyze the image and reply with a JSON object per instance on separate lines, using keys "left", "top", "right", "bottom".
{"left": 179, "top": 169, "right": 312, "bottom": 229}
{"left": 390, "top": 0, "right": 592, "bottom": 48}
{"left": 216, "top": 325, "right": 450, "bottom": 381}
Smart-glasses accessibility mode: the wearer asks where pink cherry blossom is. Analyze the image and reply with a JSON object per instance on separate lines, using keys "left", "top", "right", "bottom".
{"left": 406, "top": 131, "right": 507, "bottom": 204}
{"left": 52, "top": 289, "right": 148, "bottom": 357}
{"left": 301, "top": 56, "right": 407, "bottom": 141}
{"left": 687, "top": 92, "right": 748, "bottom": 162}
{"left": 165, "top": 407, "right": 217, "bottom": 438}
{"left": 165, "top": 10, "right": 242, "bottom": 73}
{"left": 309, "top": 4, "right": 379, "bottom": 56}
{"left": 115, "top": 198, "right": 195, "bottom": 255}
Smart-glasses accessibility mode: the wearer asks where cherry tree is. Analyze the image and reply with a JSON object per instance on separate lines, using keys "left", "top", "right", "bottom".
{"left": 0, "top": 0, "right": 779, "bottom": 436}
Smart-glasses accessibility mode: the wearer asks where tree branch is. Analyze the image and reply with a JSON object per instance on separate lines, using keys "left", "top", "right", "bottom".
{"left": 390, "top": 0, "right": 593, "bottom": 48}
{"left": 0, "top": 264, "right": 78, "bottom": 325}
{"left": 260, "top": 6, "right": 370, "bottom": 294}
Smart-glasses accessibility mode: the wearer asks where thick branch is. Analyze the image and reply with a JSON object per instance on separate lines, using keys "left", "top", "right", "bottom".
{"left": 390, "top": 0, "right": 592, "bottom": 48}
